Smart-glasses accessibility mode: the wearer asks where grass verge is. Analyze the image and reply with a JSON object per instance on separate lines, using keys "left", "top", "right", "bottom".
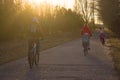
{"left": 0, "top": 31, "right": 80, "bottom": 65}
{"left": 107, "top": 37, "right": 120, "bottom": 75}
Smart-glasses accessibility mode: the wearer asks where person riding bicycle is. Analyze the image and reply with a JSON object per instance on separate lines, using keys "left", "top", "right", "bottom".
{"left": 81, "top": 23, "right": 92, "bottom": 50}
{"left": 28, "top": 16, "right": 44, "bottom": 58}
{"left": 99, "top": 27, "right": 105, "bottom": 45}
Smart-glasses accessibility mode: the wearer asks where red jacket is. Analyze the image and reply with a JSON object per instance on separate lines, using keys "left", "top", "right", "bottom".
{"left": 81, "top": 25, "right": 92, "bottom": 37}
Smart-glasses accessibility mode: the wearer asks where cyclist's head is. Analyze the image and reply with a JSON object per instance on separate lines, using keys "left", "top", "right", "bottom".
{"left": 32, "top": 16, "right": 39, "bottom": 24}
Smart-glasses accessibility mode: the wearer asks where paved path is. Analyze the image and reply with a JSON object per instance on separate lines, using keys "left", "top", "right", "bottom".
{"left": 0, "top": 39, "right": 119, "bottom": 80}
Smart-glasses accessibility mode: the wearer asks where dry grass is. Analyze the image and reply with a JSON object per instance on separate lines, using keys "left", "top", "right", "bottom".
{"left": 108, "top": 38, "right": 120, "bottom": 74}
{"left": 0, "top": 31, "right": 80, "bottom": 65}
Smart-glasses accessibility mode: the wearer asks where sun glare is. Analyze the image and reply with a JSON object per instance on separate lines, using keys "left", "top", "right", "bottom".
{"left": 23, "top": 0, "right": 74, "bottom": 9}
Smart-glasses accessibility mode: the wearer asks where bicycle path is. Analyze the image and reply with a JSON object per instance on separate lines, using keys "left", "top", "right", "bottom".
{"left": 0, "top": 38, "right": 119, "bottom": 80}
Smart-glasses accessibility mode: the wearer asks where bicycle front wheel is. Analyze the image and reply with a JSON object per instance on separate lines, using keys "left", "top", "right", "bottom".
{"left": 28, "top": 52, "right": 34, "bottom": 69}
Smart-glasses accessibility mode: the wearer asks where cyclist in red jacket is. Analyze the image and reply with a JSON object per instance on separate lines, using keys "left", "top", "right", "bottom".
{"left": 81, "top": 24, "right": 92, "bottom": 37}
{"left": 81, "top": 23, "right": 92, "bottom": 50}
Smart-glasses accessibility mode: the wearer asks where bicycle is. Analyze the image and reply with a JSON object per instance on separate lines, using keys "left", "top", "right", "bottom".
{"left": 99, "top": 33, "right": 105, "bottom": 45}
{"left": 100, "top": 37, "right": 105, "bottom": 45}
{"left": 82, "top": 34, "right": 89, "bottom": 56}
{"left": 28, "top": 39, "right": 39, "bottom": 69}
{"left": 83, "top": 41, "right": 89, "bottom": 56}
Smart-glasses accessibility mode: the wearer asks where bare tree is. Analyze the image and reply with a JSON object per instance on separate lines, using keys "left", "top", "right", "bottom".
{"left": 74, "top": 0, "right": 97, "bottom": 24}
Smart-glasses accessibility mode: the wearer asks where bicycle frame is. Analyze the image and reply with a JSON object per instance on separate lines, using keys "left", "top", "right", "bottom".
{"left": 28, "top": 39, "right": 39, "bottom": 69}
{"left": 82, "top": 34, "right": 89, "bottom": 56}
{"left": 83, "top": 41, "right": 89, "bottom": 56}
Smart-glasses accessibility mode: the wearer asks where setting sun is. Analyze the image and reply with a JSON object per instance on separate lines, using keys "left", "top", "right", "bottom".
{"left": 23, "top": 0, "right": 75, "bottom": 9}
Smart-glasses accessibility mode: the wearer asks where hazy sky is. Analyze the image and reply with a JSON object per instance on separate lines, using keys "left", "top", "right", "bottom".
{"left": 23, "top": 0, "right": 75, "bottom": 9}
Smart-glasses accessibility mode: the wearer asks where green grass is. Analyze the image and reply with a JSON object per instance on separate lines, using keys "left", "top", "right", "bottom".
{"left": 0, "top": 31, "right": 80, "bottom": 65}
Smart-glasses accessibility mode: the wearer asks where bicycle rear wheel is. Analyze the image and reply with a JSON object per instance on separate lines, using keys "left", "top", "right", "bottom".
{"left": 84, "top": 47, "right": 88, "bottom": 56}
{"left": 83, "top": 42, "right": 88, "bottom": 56}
